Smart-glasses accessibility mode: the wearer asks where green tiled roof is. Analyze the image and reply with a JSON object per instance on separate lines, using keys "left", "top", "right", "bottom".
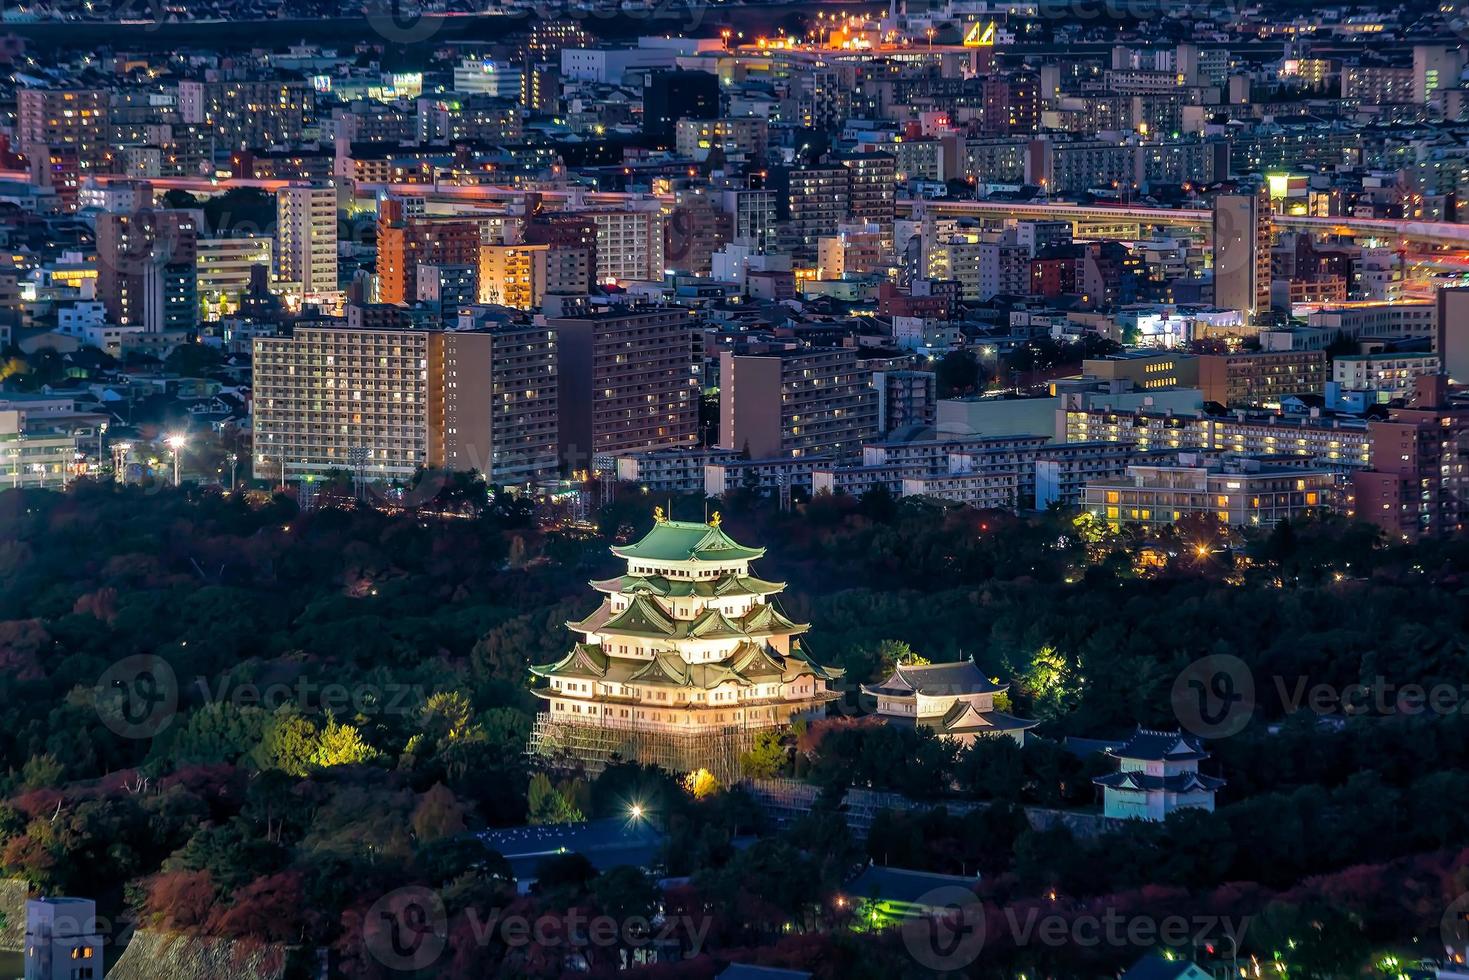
{"left": 568, "top": 597, "right": 809, "bottom": 641}
{"left": 531, "top": 641, "right": 843, "bottom": 690}
{"left": 611, "top": 520, "right": 765, "bottom": 563}
{"left": 590, "top": 573, "right": 787, "bottom": 598}
{"left": 529, "top": 643, "right": 610, "bottom": 679}
{"left": 601, "top": 595, "right": 678, "bottom": 637}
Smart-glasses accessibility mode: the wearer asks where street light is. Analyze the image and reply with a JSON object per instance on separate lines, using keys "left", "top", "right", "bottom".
{"left": 166, "top": 434, "right": 186, "bottom": 487}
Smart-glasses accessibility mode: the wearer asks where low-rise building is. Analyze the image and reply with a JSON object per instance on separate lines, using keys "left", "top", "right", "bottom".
{"left": 862, "top": 659, "right": 1036, "bottom": 745}
{"left": 704, "top": 455, "right": 832, "bottom": 497}
{"left": 1082, "top": 453, "right": 1335, "bottom": 528}
{"left": 1093, "top": 728, "right": 1225, "bottom": 821}
{"left": 1060, "top": 405, "right": 1371, "bottom": 471}
{"left": 1, "top": 409, "right": 81, "bottom": 490}
{"left": 613, "top": 445, "right": 743, "bottom": 492}
{"left": 1332, "top": 352, "right": 1440, "bottom": 393}
{"left": 1197, "top": 349, "right": 1327, "bottom": 408}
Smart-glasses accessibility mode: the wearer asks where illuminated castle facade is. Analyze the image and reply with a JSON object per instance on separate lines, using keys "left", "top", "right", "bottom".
{"left": 528, "top": 514, "right": 843, "bottom": 778}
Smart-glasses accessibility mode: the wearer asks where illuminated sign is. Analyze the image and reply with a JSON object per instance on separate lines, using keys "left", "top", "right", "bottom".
{"left": 962, "top": 21, "right": 996, "bottom": 47}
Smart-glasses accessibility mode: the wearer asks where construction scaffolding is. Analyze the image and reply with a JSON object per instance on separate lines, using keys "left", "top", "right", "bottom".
{"left": 528, "top": 715, "right": 765, "bottom": 785}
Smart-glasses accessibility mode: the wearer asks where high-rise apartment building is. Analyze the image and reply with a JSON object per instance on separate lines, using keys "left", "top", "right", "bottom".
{"left": 840, "top": 153, "right": 897, "bottom": 246}
{"left": 719, "top": 347, "right": 879, "bottom": 459}
{"left": 253, "top": 324, "right": 432, "bottom": 483}
{"left": 589, "top": 209, "right": 665, "bottom": 283}
{"left": 427, "top": 326, "right": 559, "bottom": 482}
{"left": 275, "top": 183, "right": 338, "bottom": 305}
{"left": 95, "top": 209, "right": 199, "bottom": 332}
{"left": 376, "top": 196, "right": 480, "bottom": 305}
{"left": 479, "top": 244, "right": 593, "bottom": 309}
{"left": 775, "top": 164, "right": 850, "bottom": 252}
{"left": 722, "top": 189, "right": 779, "bottom": 251}
{"left": 177, "top": 79, "right": 315, "bottom": 151}
{"left": 1197, "top": 350, "right": 1327, "bottom": 408}
{"left": 1352, "top": 375, "right": 1469, "bottom": 541}
{"left": 253, "top": 322, "right": 558, "bottom": 485}
{"left": 545, "top": 305, "right": 701, "bottom": 468}
{"left": 16, "top": 87, "right": 110, "bottom": 170}
{"left": 1212, "top": 188, "right": 1272, "bottom": 322}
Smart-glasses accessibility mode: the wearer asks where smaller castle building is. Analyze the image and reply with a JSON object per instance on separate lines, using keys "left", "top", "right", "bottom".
{"left": 861, "top": 658, "right": 1036, "bottom": 745}
{"left": 1092, "top": 728, "right": 1225, "bottom": 821}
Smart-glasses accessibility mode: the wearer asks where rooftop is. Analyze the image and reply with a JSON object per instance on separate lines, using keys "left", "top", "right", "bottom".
{"left": 1107, "top": 727, "right": 1210, "bottom": 762}
{"left": 844, "top": 865, "right": 979, "bottom": 906}
{"left": 480, "top": 817, "right": 666, "bottom": 882}
{"left": 611, "top": 518, "right": 765, "bottom": 564}
{"left": 862, "top": 658, "right": 1005, "bottom": 699}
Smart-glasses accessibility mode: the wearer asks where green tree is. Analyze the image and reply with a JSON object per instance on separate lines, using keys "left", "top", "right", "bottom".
{"left": 740, "top": 729, "right": 788, "bottom": 779}
{"left": 311, "top": 716, "right": 377, "bottom": 769}
{"left": 527, "top": 773, "right": 583, "bottom": 824}
{"left": 252, "top": 707, "right": 319, "bottom": 777}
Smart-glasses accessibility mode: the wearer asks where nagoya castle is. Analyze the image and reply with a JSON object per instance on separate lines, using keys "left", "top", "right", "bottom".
{"left": 528, "top": 511, "right": 843, "bottom": 781}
